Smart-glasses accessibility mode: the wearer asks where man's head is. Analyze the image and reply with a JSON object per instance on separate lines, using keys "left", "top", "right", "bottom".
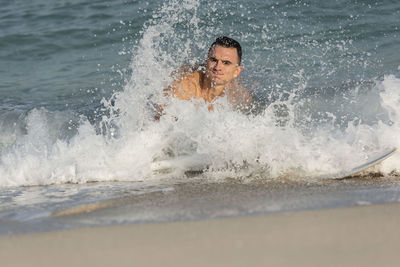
{"left": 209, "top": 36, "right": 242, "bottom": 65}
{"left": 206, "top": 36, "right": 243, "bottom": 86}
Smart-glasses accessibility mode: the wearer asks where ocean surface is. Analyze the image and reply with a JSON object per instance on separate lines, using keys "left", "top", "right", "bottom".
{"left": 1, "top": 0, "right": 400, "bottom": 234}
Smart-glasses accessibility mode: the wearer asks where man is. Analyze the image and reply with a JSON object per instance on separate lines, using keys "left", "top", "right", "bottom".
{"left": 162, "top": 36, "right": 252, "bottom": 115}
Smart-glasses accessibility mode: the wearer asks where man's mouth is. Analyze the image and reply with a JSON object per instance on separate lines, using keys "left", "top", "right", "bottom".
{"left": 212, "top": 71, "right": 223, "bottom": 76}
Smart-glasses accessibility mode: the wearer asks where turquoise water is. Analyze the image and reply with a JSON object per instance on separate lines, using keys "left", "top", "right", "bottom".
{"left": 1, "top": 0, "right": 400, "bottom": 234}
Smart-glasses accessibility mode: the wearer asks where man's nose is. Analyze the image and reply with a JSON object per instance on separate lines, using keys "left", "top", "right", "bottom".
{"left": 214, "top": 60, "right": 222, "bottom": 69}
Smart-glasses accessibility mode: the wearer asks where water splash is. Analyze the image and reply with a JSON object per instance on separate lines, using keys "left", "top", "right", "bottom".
{"left": 1, "top": 0, "right": 400, "bottom": 187}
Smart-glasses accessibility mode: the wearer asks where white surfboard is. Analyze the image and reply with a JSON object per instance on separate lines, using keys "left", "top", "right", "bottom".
{"left": 315, "top": 147, "right": 397, "bottom": 179}
{"left": 151, "top": 153, "right": 211, "bottom": 173}
{"left": 151, "top": 148, "right": 397, "bottom": 179}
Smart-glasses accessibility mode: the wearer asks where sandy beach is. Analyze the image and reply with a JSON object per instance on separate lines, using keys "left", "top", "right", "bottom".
{"left": 1, "top": 202, "right": 399, "bottom": 267}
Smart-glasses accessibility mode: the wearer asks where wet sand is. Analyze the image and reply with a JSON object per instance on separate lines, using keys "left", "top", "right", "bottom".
{"left": 1, "top": 202, "right": 400, "bottom": 267}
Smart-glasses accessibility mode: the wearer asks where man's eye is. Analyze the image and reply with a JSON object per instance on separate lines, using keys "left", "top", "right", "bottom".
{"left": 222, "top": 61, "right": 231, "bottom": 65}
{"left": 210, "top": 58, "right": 218, "bottom": 62}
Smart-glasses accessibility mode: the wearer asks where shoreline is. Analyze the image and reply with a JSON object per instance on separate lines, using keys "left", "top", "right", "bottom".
{"left": 1, "top": 202, "right": 400, "bottom": 267}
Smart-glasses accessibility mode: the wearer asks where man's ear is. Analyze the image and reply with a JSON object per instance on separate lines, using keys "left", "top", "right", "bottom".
{"left": 234, "top": 65, "right": 243, "bottom": 78}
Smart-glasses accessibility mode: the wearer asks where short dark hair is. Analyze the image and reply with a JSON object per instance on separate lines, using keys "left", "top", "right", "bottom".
{"left": 209, "top": 36, "right": 242, "bottom": 65}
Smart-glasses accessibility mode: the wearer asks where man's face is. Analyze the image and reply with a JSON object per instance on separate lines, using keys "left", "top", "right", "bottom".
{"left": 206, "top": 45, "right": 243, "bottom": 86}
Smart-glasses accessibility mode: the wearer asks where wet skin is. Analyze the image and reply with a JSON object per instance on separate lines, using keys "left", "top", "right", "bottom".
{"left": 165, "top": 45, "right": 252, "bottom": 111}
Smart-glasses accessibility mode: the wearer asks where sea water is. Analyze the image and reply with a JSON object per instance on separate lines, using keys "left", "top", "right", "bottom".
{"left": 1, "top": 0, "right": 400, "bottom": 234}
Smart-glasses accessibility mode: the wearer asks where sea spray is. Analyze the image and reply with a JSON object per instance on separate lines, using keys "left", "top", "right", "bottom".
{"left": 1, "top": 0, "right": 400, "bottom": 187}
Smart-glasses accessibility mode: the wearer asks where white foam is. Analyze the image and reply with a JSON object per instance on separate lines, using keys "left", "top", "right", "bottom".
{"left": 1, "top": 0, "right": 400, "bottom": 187}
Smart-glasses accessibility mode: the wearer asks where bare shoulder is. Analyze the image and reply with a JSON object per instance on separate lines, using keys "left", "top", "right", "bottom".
{"left": 174, "top": 65, "right": 202, "bottom": 75}
{"left": 227, "top": 81, "right": 252, "bottom": 101}
{"left": 165, "top": 67, "right": 202, "bottom": 100}
{"left": 170, "top": 64, "right": 204, "bottom": 82}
